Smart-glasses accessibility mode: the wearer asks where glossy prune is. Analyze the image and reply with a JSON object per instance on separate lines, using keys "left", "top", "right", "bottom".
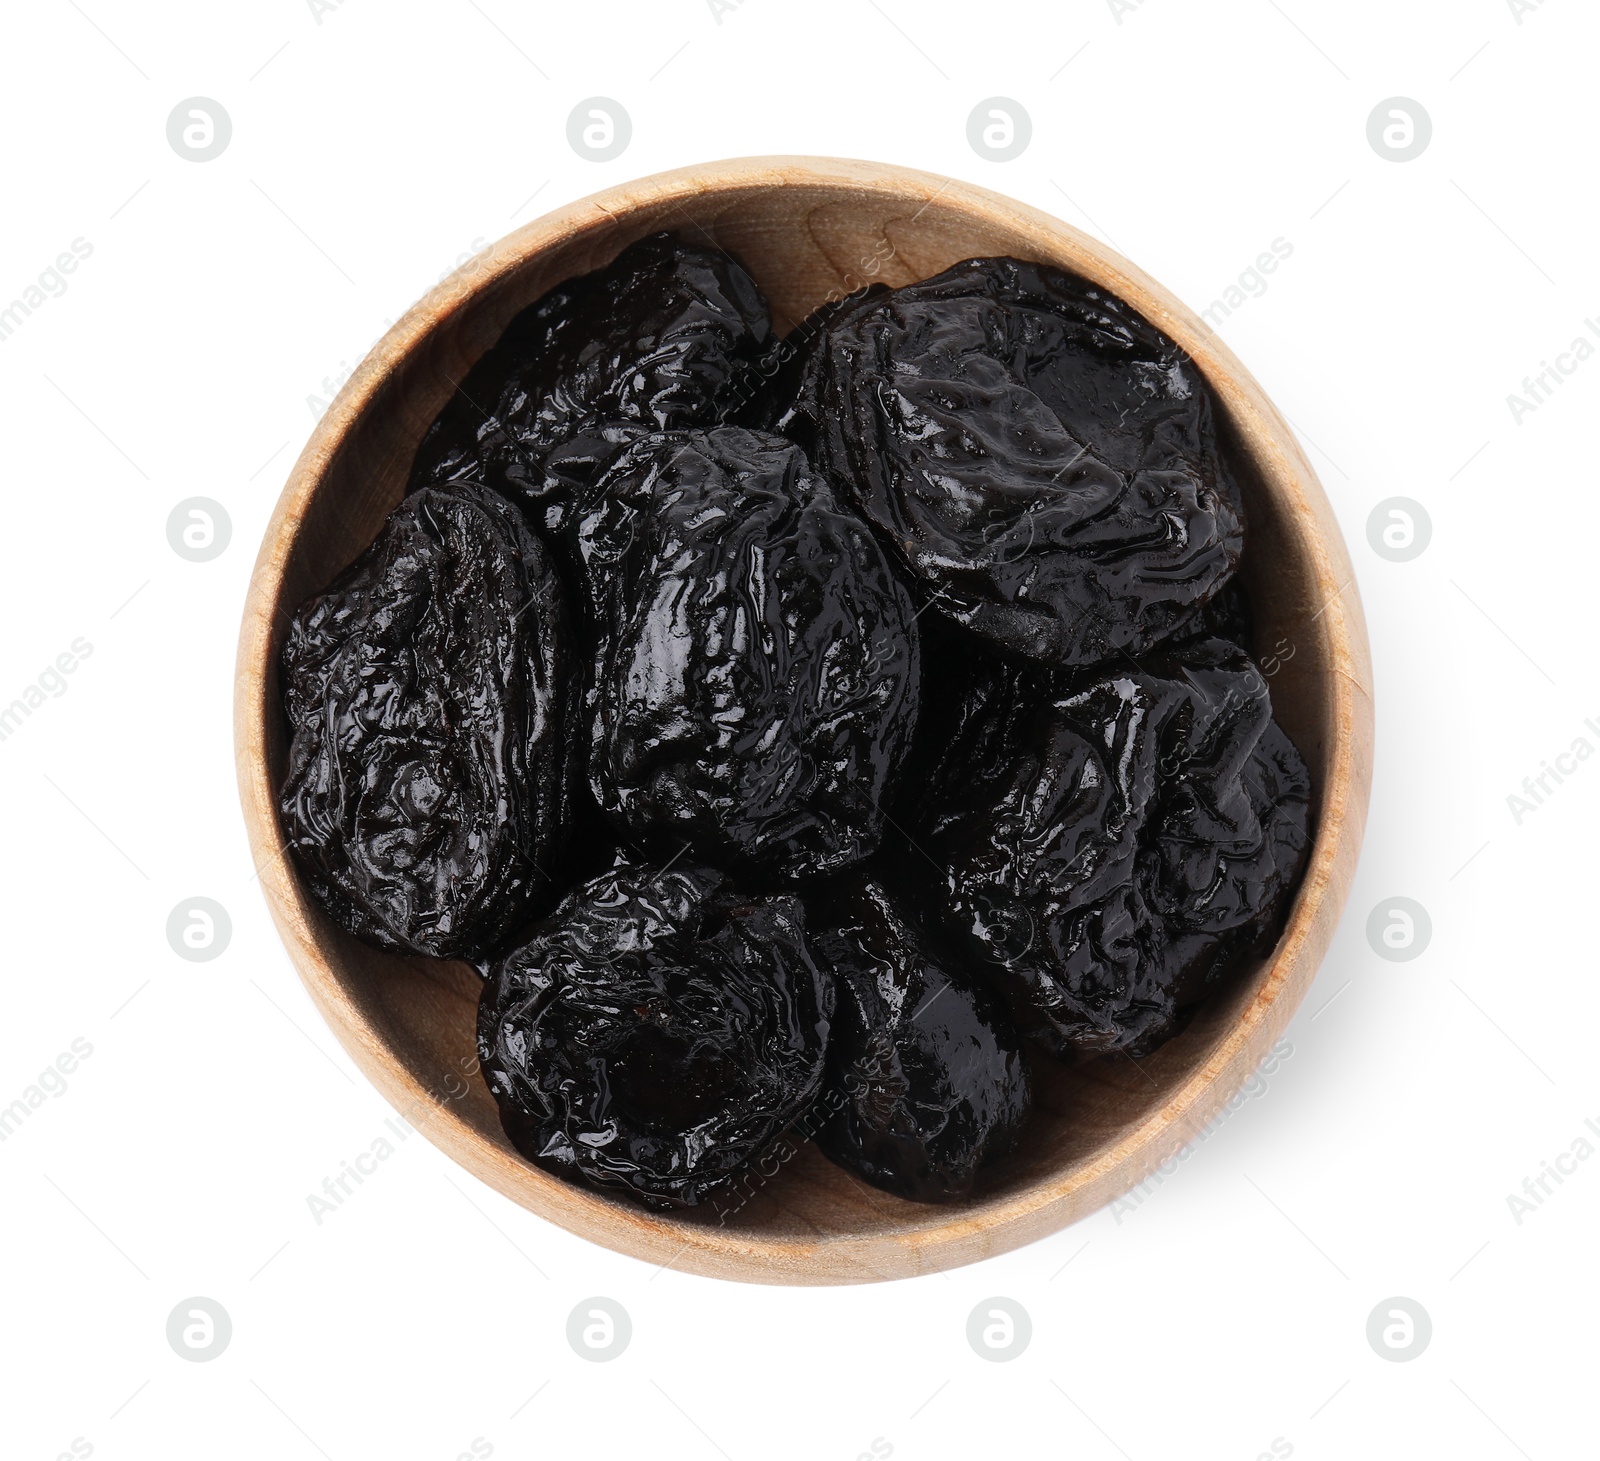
{"left": 477, "top": 861, "right": 832, "bottom": 1209}
{"left": 777, "top": 257, "right": 1245, "bottom": 665}
{"left": 894, "top": 616, "right": 1051, "bottom": 850}
{"left": 1169, "top": 576, "right": 1255, "bottom": 648}
{"left": 810, "top": 879, "right": 1031, "bottom": 1202}
{"left": 411, "top": 233, "right": 772, "bottom": 531}
{"left": 578, "top": 426, "right": 921, "bottom": 882}
{"left": 754, "top": 284, "right": 892, "bottom": 431}
{"left": 280, "top": 482, "right": 578, "bottom": 959}
{"left": 933, "top": 636, "right": 1311, "bottom": 1057}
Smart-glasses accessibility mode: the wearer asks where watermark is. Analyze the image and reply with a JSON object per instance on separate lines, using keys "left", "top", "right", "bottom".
{"left": 706, "top": 0, "right": 750, "bottom": 20}
{"left": 451, "top": 1442, "right": 493, "bottom": 1461}
{"left": 723, "top": 235, "right": 901, "bottom": 422}
{"left": 1367, "top": 98, "right": 1431, "bottom": 163}
{"left": 166, "top": 1298, "right": 231, "bottom": 1362}
{"left": 1253, "top": 1442, "right": 1293, "bottom": 1460}
{"left": 304, "top": 341, "right": 398, "bottom": 419}
{"left": 436, "top": 236, "right": 489, "bottom": 286}
{"left": 308, "top": 0, "right": 350, "bottom": 22}
{"left": 1107, "top": 0, "right": 1152, "bottom": 23}
{"left": 567, "top": 98, "right": 630, "bottom": 162}
{"left": 1366, "top": 1297, "right": 1431, "bottom": 1362}
{"left": 50, "top": 1442, "right": 92, "bottom": 1460}
{"left": 0, "top": 239, "right": 94, "bottom": 343}
{"left": 166, "top": 99, "right": 231, "bottom": 163}
{"left": 1506, "top": 321, "right": 1600, "bottom": 424}
{"left": 314, "top": 237, "right": 501, "bottom": 412}
{"left": 567, "top": 1298, "right": 630, "bottom": 1361}
{"left": 1109, "top": 1038, "right": 1294, "bottom": 1223}
{"left": 968, "top": 892, "right": 1035, "bottom": 960}
{"left": 1153, "top": 636, "right": 1297, "bottom": 780}
{"left": 967, "top": 1297, "right": 1031, "bottom": 1361}
{"left": 427, "top": 1049, "right": 483, "bottom": 1108}
{"left": 1366, "top": 897, "right": 1430, "bottom": 962}
{"left": 305, "top": 1114, "right": 414, "bottom": 1225}
{"left": 1508, "top": 0, "right": 1552, "bottom": 24}
{"left": 966, "top": 98, "right": 1031, "bottom": 162}
{"left": 431, "top": 235, "right": 531, "bottom": 312}
{"left": 0, "top": 1037, "right": 94, "bottom": 1144}
{"left": 306, "top": 240, "right": 502, "bottom": 420}
{"left": 1366, "top": 497, "right": 1431, "bottom": 562}
{"left": 1506, "top": 1117, "right": 1600, "bottom": 1225}
{"left": 167, "top": 498, "right": 231, "bottom": 562}
{"left": 1199, "top": 239, "right": 1294, "bottom": 333}
{"left": 301, "top": 1049, "right": 481, "bottom": 1225}
{"left": 0, "top": 636, "right": 94, "bottom": 745}
{"left": 166, "top": 897, "right": 232, "bottom": 963}
{"left": 706, "top": 1040, "right": 898, "bottom": 1227}
{"left": 580, "top": 496, "right": 637, "bottom": 567}
{"left": 307, "top": 359, "right": 358, "bottom": 419}
{"left": 852, "top": 1442, "right": 893, "bottom": 1461}
{"left": 1506, "top": 718, "right": 1600, "bottom": 824}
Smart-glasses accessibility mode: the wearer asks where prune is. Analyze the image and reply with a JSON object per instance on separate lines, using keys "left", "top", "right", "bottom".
{"left": 755, "top": 284, "right": 892, "bottom": 431}
{"left": 934, "top": 636, "right": 1311, "bottom": 1057}
{"left": 578, "top": 426, "right": 921, "bottom": 882}
{"left": 477, "top": 861, "right": 832, "bottom": 1209}
{"left": 809, "top": 879, "right": 1031, "bottom": 1202}
{"left": 776, "top": 257, "right": 1245, "bottom": 665}
{"left": 894, "top": 615, "right": 1051, "bottom": 850}
{"left": 411, "top": 233, "right": 773, "bottom": 531}
{"left": 280, "top": 482, "right": 578, "bottom": 959}
{"left": 1169, "top": 576, "right": 1255, "bottom": 647}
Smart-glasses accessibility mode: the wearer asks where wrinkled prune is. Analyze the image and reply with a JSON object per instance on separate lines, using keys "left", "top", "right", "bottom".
{"left": 280, "top": 482, "right": 578, "bottom": 959}
{"left": 756, "top": 284, "right": 892, "bottom": 431}
{"left": 809, "top": 879, "right": 1031, "bottom": 1202}
{"left": 777, "top": 257, "right": 1245, "bottom": 665}
{"left": 934, "top": 636, "right": 1311, "bottom": 1057}
{"left": 1169, "top": 576, "right": 1255, "bottom": 648}
{"left": 477, "top": 862, "right": 832, "bottom": 1209}
{"left": 411, "top": 233, "right": 772, "bottom": 531}
{"left": 894, "top": 616, "right": 1051, "bottom": 850}
{"left": 579, "top": 426, "right": 921, "bottom": 882}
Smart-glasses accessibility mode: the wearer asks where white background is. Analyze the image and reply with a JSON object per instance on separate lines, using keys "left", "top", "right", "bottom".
{"left": 0, "top": 1, "right": 1593, "bottom": 1457}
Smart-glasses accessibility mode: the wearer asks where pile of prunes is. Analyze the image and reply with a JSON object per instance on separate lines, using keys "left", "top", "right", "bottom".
{"left": 278, "top": 234, "right": 1312, "bottom": 1213}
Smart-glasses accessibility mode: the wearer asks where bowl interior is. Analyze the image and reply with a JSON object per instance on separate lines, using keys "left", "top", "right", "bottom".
{"left": 246, "top": 160, "right": 1361, "bottom": 1282}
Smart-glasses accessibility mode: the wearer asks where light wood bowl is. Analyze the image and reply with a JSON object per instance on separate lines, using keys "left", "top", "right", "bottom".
{"left": 235, "top": 157, "right": 1373, "bottom": 1284}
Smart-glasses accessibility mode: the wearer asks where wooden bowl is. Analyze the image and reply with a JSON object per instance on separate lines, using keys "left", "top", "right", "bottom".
{"left": 235, "top": 157, "right": 1373, "bottom": 1284}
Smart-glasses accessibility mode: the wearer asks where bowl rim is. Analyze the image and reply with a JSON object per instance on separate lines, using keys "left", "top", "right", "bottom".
{"left": 235, "top": 154, "right": 1374, "bottom": 1284}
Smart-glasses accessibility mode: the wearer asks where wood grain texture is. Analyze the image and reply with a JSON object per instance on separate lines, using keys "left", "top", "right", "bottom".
{"left": 234, "top": 157, "right": 1374, "bottom": 1284}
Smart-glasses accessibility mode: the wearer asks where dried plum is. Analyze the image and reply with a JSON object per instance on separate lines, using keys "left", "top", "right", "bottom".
{"left": 751, "top": 284, "right": 892, "bottom": 431}
{"left": 1169, "top": 576, "right": 1255, "bottom": 647}
{"left": 411, "top": 233, "right": 773, "bottom": 531}
{"left": 279, "top": 482, "right": 578, "bottom": 959}
{"left": 578, "top": 426, "right": 921, "bottom": 882}
{"left": 777, "top": 257, "right": 1245, "bottom": 665}
{"left": 933, "top": 636, "right": 1311, "bottom": 1057}
{"left": 894, "top": 615, "right": 1052, "bottom": 850}
{"left": 809, "top": 879, "right": 1031, "bottom": 1202}
{"left": 477, "top": 861, "right": 832, "bottom": 1209}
